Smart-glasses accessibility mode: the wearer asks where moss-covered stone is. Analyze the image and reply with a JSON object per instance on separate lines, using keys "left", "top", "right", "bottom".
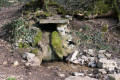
{"left": 30, "top": 48, "right": 39, "bottom": 56}
{"left": 33, "top": 30, "right": 42, "bottom": 46}
{"left": 51, "top": 31, "right": 64, "bottom": 59}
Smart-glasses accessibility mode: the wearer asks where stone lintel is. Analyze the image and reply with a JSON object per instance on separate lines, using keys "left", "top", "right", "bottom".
{"left": 39, "top": 19, "right": 69, "bottom": 24}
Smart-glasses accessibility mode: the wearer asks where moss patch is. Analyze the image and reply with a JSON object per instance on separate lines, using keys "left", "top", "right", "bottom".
{"left": 18, "top": 43, "right": 30, "bottom": 48}
{"left": 51, "top": 31, "right": 64, "bottom": 59}
{"left": 30, "top": 48, "right": 39, "bottom": 56}
{"left": 33, "top": 30, "right": 42, "bottom": 46}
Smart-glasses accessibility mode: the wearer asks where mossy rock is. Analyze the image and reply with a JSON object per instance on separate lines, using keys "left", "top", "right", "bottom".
{"left": 33, "top": 30, "right": 42, "bottom": 46}
{"left": 18, "top": 43, "right": 30, "bottom": 48}
{"left": 51, "top": 31, "right": 65, "bottom": 59}
{"left": 30, "top": 48, "right": 39, "bottom": 56}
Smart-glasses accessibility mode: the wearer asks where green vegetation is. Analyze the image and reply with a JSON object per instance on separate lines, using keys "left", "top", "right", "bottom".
{"left": 30, "top": 48, "right": 39, "bottom": 55}
{"left": 3, "top": 18, "right": 37, "bottom": 45}
{"left": 33, "top": 30, "right": 42, "bottom": 46}
{"left": 51, "top": 31, "right": 64, "bottom": 59}
{"left": 35, "top": 11, "right": 51, "bottom": 17}
{"left": 7, "top": 78, "right": 16, "bottom": 80}
{"left": 18, "top": 43, "right": 30, "bottom": 48}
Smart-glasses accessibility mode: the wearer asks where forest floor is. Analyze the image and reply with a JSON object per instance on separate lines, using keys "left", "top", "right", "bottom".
{"left": 0, "top": 4, "right": 119, "bottom": 80}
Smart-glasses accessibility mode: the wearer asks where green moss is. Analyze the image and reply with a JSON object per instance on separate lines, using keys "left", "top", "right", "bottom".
{"left": 51, "top": 31, "right": 64, "bottom": 59}
{"left": 18, "top": 43, "right": 30, "bottom": 48}
{"left": 7, "top": 78, "right": 16, "bottom": 80}
{"left": 48, "top": 1, "right": 60, "bottom": 8}
{"left": 30, "top": 49, "right": 39, "bottom": 56}
{"left": 36, "top": 11, "right": 50, "bottom": 17}
{"left": 33, "top": 30, "right": 42, "bottom": 46}
{"left": 19, "top": 43, "right": 23, "bottom": 48}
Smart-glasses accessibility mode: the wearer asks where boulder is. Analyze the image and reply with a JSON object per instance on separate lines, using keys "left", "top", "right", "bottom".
{"left": 51, "top": 31, "right": 65, "bottom": 59}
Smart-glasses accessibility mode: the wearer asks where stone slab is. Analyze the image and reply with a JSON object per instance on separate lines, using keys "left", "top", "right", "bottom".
{"left": 39, "top": 19, "right": 69, "bottom": 24}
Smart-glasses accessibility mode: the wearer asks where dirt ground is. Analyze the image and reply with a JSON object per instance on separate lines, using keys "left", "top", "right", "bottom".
{"left": 0, "top": 4, "right": 120, "bottom": 80}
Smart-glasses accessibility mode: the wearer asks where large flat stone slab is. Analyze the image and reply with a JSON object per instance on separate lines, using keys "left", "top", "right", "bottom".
{"left": 39, "top": 19, "right": 69, "bottom": 24}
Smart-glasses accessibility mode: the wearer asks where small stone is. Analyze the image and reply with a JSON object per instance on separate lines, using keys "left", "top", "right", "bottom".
{"left": 22, "top": 52, "right": 35, "bottom": 60}
{"left": 3, "top": 61, "right": 7, "bottom": 65}
{"left": 13, "top": 61, "right": 19, "bottom": 66}
{"left": 66, "top": 50, "right": 78, "bottom": 62}
{"left": 67, "top": 35, "right": 72, "bottom": 42}
{"left": 57, "top": 27, "right": 65, "bottom": 32}
{"left": 98, "top": 69, "right": 107, "bottom": 74}
{"left": 73, "top": 72, "right": 84, "bottom": 76}
{"left": 81, "top": 55, "right": 88, "bottom": 61}
{"left": 25, "top": 57, "right": 41, "bottom": 67}
{"left": 105, "top": 53, "right": 112, "bottom": 58}
{"left": 83, "top": 49, "right": 95, "bottom": 56}
{"left": 88, "top": 61, "right": 96, "bottom": 68}
{"left": 107, "top": 74, "right": 120, "bottom": 80}
{"left": 65, "top": 15, "right": 72, "bottom": 20}
{"left": 57, "top": 73, "right": 65, "bottom": 78}
{"left": 98, "top": 50, "right": 106, "bottom": 54}
{"left": 97, "top": 54, "right": 106, "bottom": 58}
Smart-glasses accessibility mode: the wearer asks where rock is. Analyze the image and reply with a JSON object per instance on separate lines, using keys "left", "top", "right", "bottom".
{"left": 28, "top": 20, "right": 35, "bottom": 27}
{"left": 13, "top": 61, "right": 19, "bottom": 66}
{"left": 107, "top": 74, "right": 120, "bottom": 80}
{"left": 3, "top": 61, "right": 7, "bottom": 65}
{"left": 39, "top": 19, "right": 69, "bottom": 24}
{"left": 57, "top": 27, "right": 65, "bottom": 32}
{"left": 25, "top": 57, "right": 41, "bottom": 67}
{"left": 105, "top": 53, "right": 112, "bottom": 58}
{"left": 97, "top": 54, "right": 106, "bottom": 58}
{"left": 65, "top": 28, "right": 71, "bottom": 33}
{"left": 81, "top": 55, "right": 88, "bottom": 61}
{"left": 65, "top": 15, "right": 72, "bottom": 20}
{"left": 66, "top": 50, "right": 78, "bottom": 62}
{"left": 88, "top": 57, "right": 95, "bottom": 61}
{"left": 22, "top": 53, "right": 35, "bottom": 60}
{"left": 88, "top": 61, "right": 96, "bottom": 68}
{"left": 98, "top": 50, "right": 106, "bottom": 54}
{"left": 98, "top": 69, "right": 107, "bottom": 74}
{"left": 97, "top": 58, "right": 118, "bottom": 71}
{"left": 83, "top": 49, "right": 95, "bottom": 56}
{"left": 51, "top": 31, "right": 65, "bottom": 59}
{"left": 73, "top": 72, "right": 84, "bottom": 76}
{"left": 93, "top": 69, "right": 99, "bottom": 74}
{"left": 65, "top": 76, "right": 97, "bottom": 80}
{"left": 67, "top": 35, "right": 72, "bottom": 42}
{"left": 57, "top": 73, "right": 65, "bottom": 78}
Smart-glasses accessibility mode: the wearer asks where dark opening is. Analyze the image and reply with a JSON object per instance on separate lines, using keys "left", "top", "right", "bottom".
{"left": 39, "top": 24, "right": 57, "bottom": 32}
